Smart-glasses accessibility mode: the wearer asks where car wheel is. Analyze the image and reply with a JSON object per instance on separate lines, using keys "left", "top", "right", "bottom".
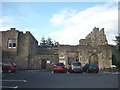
{"left": 64, "top": 70, "right": 67, "bottom": 73}
{"left": 96, "top": 71, "right": 98, "bottom": 73}
{"left": 8, "top": 69, "right": 12, "bottom": 73}
{"left": 80, "top": 71, "right": 83, "bottom": 74}
{"left": 69, "top": 70, "right": 71, "bottom": 73}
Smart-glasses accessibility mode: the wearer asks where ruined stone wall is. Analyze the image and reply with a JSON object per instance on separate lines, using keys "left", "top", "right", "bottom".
{"left": 37, "top": 46, "right": 58, "bottom": 55}
{"left": 78, "top": 45, "right": 92, "bottom": 66}
{"left": 98, "top": 45, "right": 112, "bottom": 69}
{"left": 79, "top": 27, "right": 108, "bottom": 46}
{"left": 29, "top": 55, "right": 59, "bottom": 70}
{"left": 59, "top": 27, "right": 112, "bottom": 69}
{"left": 58, "top": 45, "right": 78, "bottom": 66}
{"left": 1, "top": 27, "right": 112, "bottom": 70}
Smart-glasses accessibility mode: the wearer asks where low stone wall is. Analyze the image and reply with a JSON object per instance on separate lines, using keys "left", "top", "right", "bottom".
{"left": 29, "top": 55, "right": 59, "bottom": 70}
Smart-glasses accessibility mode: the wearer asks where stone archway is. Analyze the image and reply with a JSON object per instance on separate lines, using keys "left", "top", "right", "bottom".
{"left": 89, "top": 53, "right": 98, "bottom": 65}
{"left": 41, "top": 59, "right": 47, "bottom": 69}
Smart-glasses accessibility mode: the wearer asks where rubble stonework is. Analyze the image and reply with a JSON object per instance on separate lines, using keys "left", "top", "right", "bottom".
{"left": 1, "top": 27, "right": 112, "bottom": 70}
{"left": 58, "top": 27, "right": 112, "bottom": 69}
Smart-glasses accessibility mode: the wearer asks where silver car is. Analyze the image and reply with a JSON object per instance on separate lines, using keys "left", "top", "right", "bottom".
{"left": 69, "top": 62, "right": 83, "bottom": 73}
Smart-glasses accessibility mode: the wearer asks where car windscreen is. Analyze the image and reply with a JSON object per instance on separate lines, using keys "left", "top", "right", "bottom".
{"left": 89, "top": 64, "right": 97, "bottom": 67}
{"left": 72, "top": 62, "right": 81, "bottom": 66}
{"left": 56, "top": 63, "right": 64, "bottom": 66}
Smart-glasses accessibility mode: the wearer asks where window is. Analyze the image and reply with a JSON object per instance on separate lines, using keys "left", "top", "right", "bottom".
{"left": 8, "top": 40, "right": 12, "bottom": 48}
{"left": 54, "top": 49, "right": 58, "bottom": 55}
{"left": 8, "top": 39, "right": 16, "bottom": 48}
{"left": 56, "top": 63, "right": 64, "bottom": 66}
{"left": 12, "top": 40, "right": 16, "bottom": 48}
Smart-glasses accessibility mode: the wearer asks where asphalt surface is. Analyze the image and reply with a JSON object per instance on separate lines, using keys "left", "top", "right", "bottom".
{"left": 1, "top": 70, "right": 119, "bottom": 88}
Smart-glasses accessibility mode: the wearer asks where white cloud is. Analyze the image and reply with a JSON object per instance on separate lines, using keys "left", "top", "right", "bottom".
{"left": 0, "top": 16, "right": 15, "bottom": 31}
{"left": 49, "top": 2, "right": 118, "bottom": 45}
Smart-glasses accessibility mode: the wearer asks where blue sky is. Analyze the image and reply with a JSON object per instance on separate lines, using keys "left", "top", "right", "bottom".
{"left": 1, "top": 1, "right": 118, "bottom": 45}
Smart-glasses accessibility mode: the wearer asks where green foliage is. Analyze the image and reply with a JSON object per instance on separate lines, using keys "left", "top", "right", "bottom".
{"left": 112, "top": 55, "right": 117, "bottom": 66}
{"left": 40, "top": 36, "right": 47, "bottom": 46}
{"left": 40, "top": 36, "right": 59, "bottom": 46}
{"left": 114, "top": 35, "right": 120, "bottom": 51}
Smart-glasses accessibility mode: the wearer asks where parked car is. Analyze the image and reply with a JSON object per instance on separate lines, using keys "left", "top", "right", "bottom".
{"left": 2, "top": 62, "right": 16, "bottom": 73}
{"left": 69, "top": 62, "right": 83, "bottom": 73}
{"left": 109, "top": 65, "right": 117, "bottom": 69}
{"left": 53, "top": 63, "right": 67, "bottom": 73}
{"left": 83, "top": 64, "right": 99, "bottom": 73}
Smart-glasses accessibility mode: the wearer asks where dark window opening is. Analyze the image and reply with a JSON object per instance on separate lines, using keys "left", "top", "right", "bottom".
{"left": 54, "top": 49, "right": 58, "bottom": 55}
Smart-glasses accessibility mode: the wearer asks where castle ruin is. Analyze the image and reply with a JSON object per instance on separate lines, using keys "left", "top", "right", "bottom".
{"left": 1, "top": 27, "right": 112, "bottom": 70}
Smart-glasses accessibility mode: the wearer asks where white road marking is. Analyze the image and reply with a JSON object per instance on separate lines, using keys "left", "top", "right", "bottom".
{"left": 1, "top": 80, "right": 27, "bottom": 82}
{"left": 0, "top": 86, "right": 19, "bottom": 88}
{"left": 101, "top": 71, "right": 119, "bottom": 74}
{"left": 67, "top": 71, "right": 69, "bottom": 74}
{"left": 52, "top": 71, "right": 54, "bottom": 74}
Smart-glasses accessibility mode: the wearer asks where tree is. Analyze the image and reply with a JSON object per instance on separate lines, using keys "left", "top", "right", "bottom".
{"left": 40, "top": 36, "right": 59, "bottom": 46}
{"left": 114, "top": 35, "right": 120, "bottom": 51}
{"left": 113, "top": 35, "right": 120, "bottom": 68}
{"left": 46, "top": 37, "right": 53, "bottom": 46}
{"left": 40, "top": 36, "right": 47, "bottom": 46}
{"left": 54, "top": 40, "right": 59, "bottom": 46}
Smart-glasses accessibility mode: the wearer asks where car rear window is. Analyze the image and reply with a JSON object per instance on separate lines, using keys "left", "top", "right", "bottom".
{"left": 89, "top": 64, "right": 97, "bottom": 67}
{"left": 56, "top": 63, "right": 64, "bottom": 66}
{"left": 72, "top": 62, "right": 81, "bottom": 66}
{"left": 12, "top": 63, "right": 16, "bottom": 65}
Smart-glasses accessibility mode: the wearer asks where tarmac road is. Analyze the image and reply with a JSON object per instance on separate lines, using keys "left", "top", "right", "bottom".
{"left": 2, "top": 70, "right": 119, "bottom": 88}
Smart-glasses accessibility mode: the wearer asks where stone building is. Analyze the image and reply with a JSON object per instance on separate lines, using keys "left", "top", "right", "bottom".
{"left": 2, "top": 28, "right": 38, "bottom": 69}
{"left": 1, "top": 28, "right": 58, "bottom": 70}
{"left": 58, "top": 27, "right": 112, "bottom": 69}
{"left": 1, "top": 27, "right": 112, "bottom": 70}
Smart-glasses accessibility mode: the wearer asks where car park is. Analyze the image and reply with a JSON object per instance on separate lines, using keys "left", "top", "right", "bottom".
{"left": 1, "top": 62, "right": 16, "bottom": 73}
{"left": 69, "top": 62, "right": 83, "bottom": 73}
{"left": 53, "top": 63, "right": 67, "bottom": 73}
{"left": 83, "top": 64, "right": 99, "bottom": 73}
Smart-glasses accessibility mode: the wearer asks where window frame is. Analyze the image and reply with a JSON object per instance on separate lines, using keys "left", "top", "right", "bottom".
{"left": 8, "top": 39, "right": 17, "bottom": 48}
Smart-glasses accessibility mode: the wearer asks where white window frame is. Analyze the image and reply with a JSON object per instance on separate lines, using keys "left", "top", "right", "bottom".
{"left": 8, "top": 39, "right": 16, "bottom": 48}
{"left": 8, "top": 40, "right": 12, "bottom": 48}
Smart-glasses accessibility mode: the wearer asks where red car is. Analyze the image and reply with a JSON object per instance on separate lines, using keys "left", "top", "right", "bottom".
{"left": 53, "top": 63, "right": 67, "bottom": 73}
{"left": 2, "top": 62, "right": 16, "bottom": 73}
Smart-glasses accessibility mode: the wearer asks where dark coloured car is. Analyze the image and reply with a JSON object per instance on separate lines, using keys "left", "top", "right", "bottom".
{"left": 53, "top": 63, "right": 67, "bottom": 73}
{"left": 83, "top": 64, "right": 99, "bottom": 73}
{"left": 69, "top": 62, "right": 83, "bottom": 73}
{"left": 2, "top": 62, "right": 16, "bottom": 73}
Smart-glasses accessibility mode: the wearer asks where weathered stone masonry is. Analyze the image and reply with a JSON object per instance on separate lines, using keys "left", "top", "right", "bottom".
{"left": 1, "top": 27, "right": 112, "bottom": 70}
{"left": 58, "top": 27, "right": 112, "bottom": 69}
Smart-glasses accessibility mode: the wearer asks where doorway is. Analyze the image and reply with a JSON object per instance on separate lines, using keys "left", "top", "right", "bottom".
{"left": 89, "top": 53, "right": 98, "bottom": 66}
{"left": 41, "top": 59, "right": 46, "bottom": 69}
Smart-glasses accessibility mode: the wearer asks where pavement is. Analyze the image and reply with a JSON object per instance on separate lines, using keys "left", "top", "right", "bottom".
{"left": 1, "top": 70, "right": 119, "bottom": 88}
